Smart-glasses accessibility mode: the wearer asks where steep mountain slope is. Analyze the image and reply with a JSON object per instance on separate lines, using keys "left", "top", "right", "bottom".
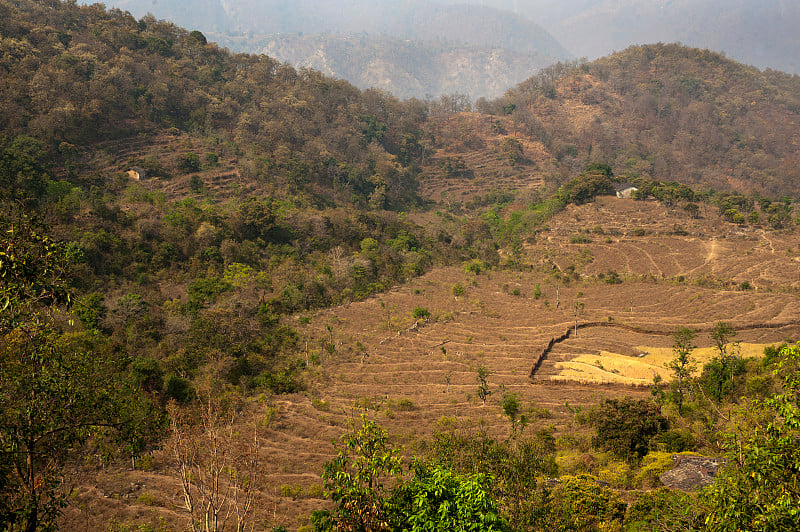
{"left": 0, "top": 0, "right": 428, "bottom": 208}
{"left": 6, "top": 3, "right": 800, "bottom": 531}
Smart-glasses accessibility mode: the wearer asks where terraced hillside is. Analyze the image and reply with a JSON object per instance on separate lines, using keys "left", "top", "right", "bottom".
{"left": 80, "top": 132, "right": 257, "bottom": 204}
{"left": 419, "top": 113, "right": 549, "bottom": 204}
{"left": 536, "top": 197, "right": 800, "bottom": 291}
{"left": 62, "top": 195, "right": 800, "bottom": 530}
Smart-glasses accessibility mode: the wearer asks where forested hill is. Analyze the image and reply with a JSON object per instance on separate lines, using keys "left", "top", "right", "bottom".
{"left": 0, "top": 0, "right": 426, "bottom": 208}
{"left": 492, "top": 44, "right": 800, "bottom": 197}
{"left": 5, "top": 3, "right": 800, "bottom": 531}
{"left": 0, "top": 0, "right": 449, "bottom": 393}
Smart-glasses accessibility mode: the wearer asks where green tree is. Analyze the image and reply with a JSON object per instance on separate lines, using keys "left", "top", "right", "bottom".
{"left": 701, "top": 322, "right": 745, "bottom": 403}
{"left": 0, "top": 136, "right": 50, "bottom": 203}
{"left": 392, "top": 463, "right": 509, "bottom": 531}
{"left": 178, "top": 153, "right": 201, "bottom": 173}
{"left": 321, "top": 415, "right": 403, "bottom": 531}
{"left": 684, "top": 202, "right": 701, "bottom": 218}
{"left": 591, "top": 398, "right": 668, "bottom": 461}
{"left": 476, "top": 365, "right": 493, "bottom": 405}
{"left": 0, "top": 215, "right": 159, "bottom": 531}
{"left": 500, "top": 137, "right": 524, "bottom": 165}
{"left": 557, "top": 168, "right": 614, "bottom": 205}
{"left": 501, "top": 393, "right": 527, "bottom": 436}
{"left": 666, "top": 327, "right": 697, "bottom": 415}
{"left": 704, "top": 344, "right": 800, "bottom": 531}
{"left": 425, "top": 426, "right": 557, "bottom": 529}
{"left": 710, "top": 321, "right": 737, "bottom": 357}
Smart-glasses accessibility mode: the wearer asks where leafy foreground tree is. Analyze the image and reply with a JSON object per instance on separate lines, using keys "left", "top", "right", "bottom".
{"left": 704, "top": 343, "right": 800, "bottom": 531}
{"left": 591, "top": 398, "right": 668, "bottom": 462}
{"left": 321, "top": 415, "right": 404, "bottom": 531}
{"left": 391, "top": 463, "right": 509, "bottom": 532}
{"left": 0, "top": 214, "right": 161, "bottom": 531}
{"left": 699, "top": 321, "right": 746, "bottom": 403}
{"left": 666, "top": 327, "right": 697, "bottom": 415}
{"left": 427, "top": 425, "right": 557, "bottom": 530}
{"left": 319, "top": 415, "right": 508, "bottom": 531}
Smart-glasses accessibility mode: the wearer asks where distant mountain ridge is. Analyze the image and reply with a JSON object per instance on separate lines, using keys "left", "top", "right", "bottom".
{"left": 457, "top": 0, "right": 800, "bottom": 75}
{"left": 98, "top": 0, "right": 571, "bottom": 98}
{"left": 209, "top": 32, "right": 560, "bottom": 99}
{"left": 108, "top": 0, "right": 569, "bottom": 55}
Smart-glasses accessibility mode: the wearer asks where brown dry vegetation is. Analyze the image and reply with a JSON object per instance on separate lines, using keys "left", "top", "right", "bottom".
{"left": 506, "top": 45, "right": 800, "bottom": 196}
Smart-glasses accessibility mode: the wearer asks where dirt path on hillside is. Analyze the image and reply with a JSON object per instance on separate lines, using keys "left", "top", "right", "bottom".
{"left": 707, "top": 238, "right": 718, "bottom": 262}
{"left": 685, "top": 237, "right": 718, "bottom": 275}
{"left": 629, "top": 243, "right": 665, "bottom": 276}
{"left": 760, "top": 230, "right": 777, "bottom": 254}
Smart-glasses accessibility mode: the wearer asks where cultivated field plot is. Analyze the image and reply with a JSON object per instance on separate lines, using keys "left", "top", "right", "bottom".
{"left": 535, "top": 197, "right": 800, "bottom": 290}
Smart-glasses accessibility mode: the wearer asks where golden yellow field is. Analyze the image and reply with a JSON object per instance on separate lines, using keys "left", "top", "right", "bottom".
{"left": 553, "top": 343, "right": 778, "bottom": 385}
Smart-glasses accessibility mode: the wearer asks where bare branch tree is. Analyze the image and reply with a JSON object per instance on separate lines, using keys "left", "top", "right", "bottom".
{"left": 168, "top": 387, "right": 262, "bottom": 532}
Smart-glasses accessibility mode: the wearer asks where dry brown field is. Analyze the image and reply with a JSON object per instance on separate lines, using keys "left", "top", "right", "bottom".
{"left": 63, "top": 196, "right": 800, "bottom": 530}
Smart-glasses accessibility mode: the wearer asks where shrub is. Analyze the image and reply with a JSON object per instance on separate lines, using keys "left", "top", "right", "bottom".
{"left": 570, "top": 234, "right": 592, "bottom": 244}
{"left": 412, "top": 307, "right": 430, "bottom": 320}
{"left": 604, "top": 270, "right": 622, "bottom": 284}
{"left": 626, "top": 488, "right": 704, "bottom": 531}
{"left": 464, "top": 259, "right": 485, "bottom": 274}
{"left": 633, "top": 452, "right": 675, "bottom": 488}
{"left": 178, "top": 153, "right": 201, "bottom": 173}
{"left": 165, "top": 375, "right": 194, "bottom": 404}
{"left": 395, "top": 398, "right": 416, "bottom": 411}
{"left": 591, "top": 398, "right": 668, "bottom": 461}
{"left": 546, "top": 474, "right": 625, "bottom": 530}
{"left": 257, "top": 364, "right": 305, "bottom": 395}
{"left": 598, "top": 459, "right": 632, "bottom": 488}
{"left": 500, "top": 137, "right": 524, "bottom": 165}
{"left": 654, "top": 430, "right": 697, "bottom": 453}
